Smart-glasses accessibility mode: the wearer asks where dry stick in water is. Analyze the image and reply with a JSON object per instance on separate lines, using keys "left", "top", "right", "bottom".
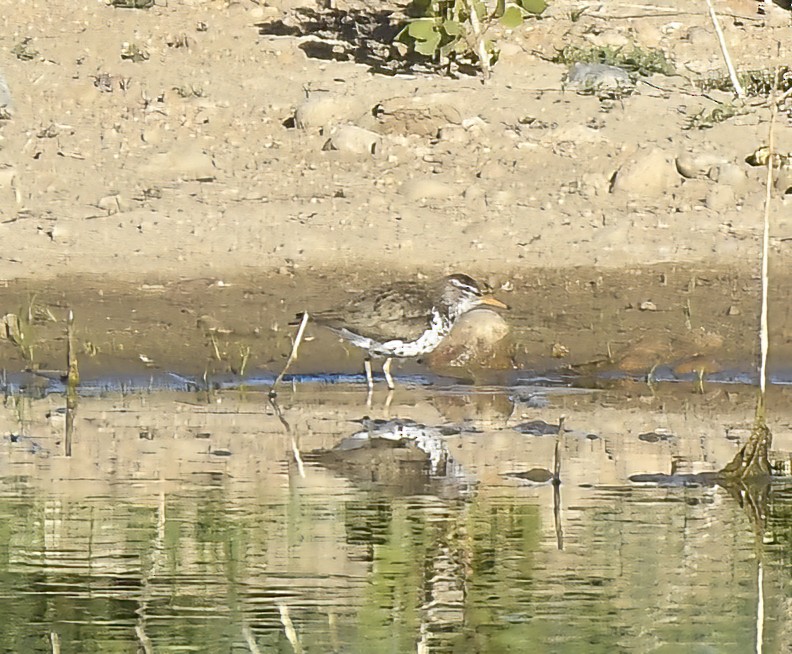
{"left": 721, "top": 70, "right": 779, "bottom": 481}
{"left": 278, "top": 604, "right": 304, "bottom": 654}
{"left": 65, "top": 309, "right": 79, "bottom": 458}
{"left": 242, "top": 625, "right": 263, "bottom": 654}
{"left": 705, "top": 0, "right": 745, "bottom": 98}
{"left": 759, "top": 70, "right": 779, "bottom": 398}
{"left": 270, "top": 311, "right": 310, "bottom": 398}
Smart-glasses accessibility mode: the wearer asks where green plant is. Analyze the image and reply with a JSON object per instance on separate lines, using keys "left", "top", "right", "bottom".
{"left": 552, "top": 44, "right": 675, "bottom": 77}
{"left": 698, "top": 67, "right": 791, "bottom": 97}
{"left": 397, "top": 0, "right": 547, "bottom": 78}
{"left": 683, "top": 102, "right": 747, "bottom": 130}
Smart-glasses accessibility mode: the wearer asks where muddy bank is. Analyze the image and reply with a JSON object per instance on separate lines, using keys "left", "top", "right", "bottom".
{"left": 1, "top": 263, "right": 788, "bottom": 382}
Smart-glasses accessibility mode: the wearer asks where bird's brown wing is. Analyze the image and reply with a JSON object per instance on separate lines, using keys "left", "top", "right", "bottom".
{"left": 314, "top": 282, "right": 434, "bottom": 342}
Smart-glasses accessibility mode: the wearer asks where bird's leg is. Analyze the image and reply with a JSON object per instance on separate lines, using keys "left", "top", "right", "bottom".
{"left": 364, "top": 357, "right": 374, "bottom": 390}
{"left": 383, "top": 357, "right": 395, "bottom": 390}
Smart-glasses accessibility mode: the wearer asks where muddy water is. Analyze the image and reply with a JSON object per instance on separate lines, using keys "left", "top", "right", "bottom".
{"left": 2, "top": 381, "right": 792, "bottom": 652}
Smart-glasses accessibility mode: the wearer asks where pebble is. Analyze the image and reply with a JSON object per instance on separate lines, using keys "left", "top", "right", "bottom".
{"left": 324, "top": 125, "right": 381, "bottom": 155}
{"left": 611, "top": 148, "right": 677, "bottom": 195}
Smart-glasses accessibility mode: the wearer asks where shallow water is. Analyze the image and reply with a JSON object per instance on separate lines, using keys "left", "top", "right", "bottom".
{"left": 1, "top": 381, "right": 792, "bottom": 652}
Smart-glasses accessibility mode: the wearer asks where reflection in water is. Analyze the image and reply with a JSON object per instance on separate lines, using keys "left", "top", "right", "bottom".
{"left": 1, "top": 384, "right": 792, "bottom": 651}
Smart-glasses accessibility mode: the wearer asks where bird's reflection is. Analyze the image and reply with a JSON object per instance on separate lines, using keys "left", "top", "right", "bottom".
{"left": 309, "top": 417, "right": 476, "bottom": 498}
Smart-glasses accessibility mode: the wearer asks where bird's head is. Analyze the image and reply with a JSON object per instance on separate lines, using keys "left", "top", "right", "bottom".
{"left": 440, "top": 273, "right": 510, "bottom": 319}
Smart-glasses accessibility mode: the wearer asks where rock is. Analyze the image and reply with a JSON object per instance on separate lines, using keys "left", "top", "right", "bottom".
{"left": 565, "top": 62, "right": 632, "bottom": 91}
{"left": 323, "top": 125, "right": 381, "bottom": 155}
{"left": 708, "top": 163, "right": 747, "bottom": 188}
{"left": 675, "top": 152, "right": 727, "bottom": 179}
{"left": 477, "top": 160, "right": 508, "bottom": 180}
{"left": 294, "top": 95, "right": 365, "bottom": 130}
{"left": 611, "top": 148, "right": 678, "bottom": 195}
{"left": 579, "top": 172, "right": 609, "bottom": 198}
{"left": 0, "top": 166, "right": 17, "bottom": 188}
{"left": 685, "top": 26, "right": 714, "bottom": 48}
{"left": 376, "top": 94, "right": 462, "bottom": 137}
{"left": 776, "top": 166, "right": 792, "bottom": 195}
{"left": 400, "top": 178, "right": 457, "bottom": 201}
{"left": 437, "top": 124, "right": 469, "bottom": 144}
{"left": 487, "top": 189, "right": 515, "bottom": 206}
{"left": 97, "top": 194, "right": 130, "bottom": 215}
{"left": 140, "top": 144, "right": 216, "bottom": 181}
{"left": 0, "top": 69, "right": 12, "bottom": 116}
{"left": 427, "top": 308, "right": 512, "bottom": 373}
{"left": 705, "top": 185, "right": 735, "bottom": 211}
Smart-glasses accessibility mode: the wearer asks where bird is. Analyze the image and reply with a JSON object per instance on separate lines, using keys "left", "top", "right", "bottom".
{"left": 301, "top": 273, "right": 509, "bottom": 390}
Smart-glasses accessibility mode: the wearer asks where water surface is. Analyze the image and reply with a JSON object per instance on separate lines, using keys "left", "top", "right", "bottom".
{"left": 1, "top": 382, "right": 791, "bottom": 652}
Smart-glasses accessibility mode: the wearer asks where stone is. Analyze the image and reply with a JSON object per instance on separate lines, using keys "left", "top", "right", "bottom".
{"left": 140, "top": 143, "right": 216, "bottom": 181}
{"left": 565, "top": 62, "right": 632, "bottom": 91}
{"left": 324, "top": 125, "right": 381, "bottom": 155}
{"left": 294, "top": 95, "right": 366, "bottom": 130}
{"left": 676, "top": 152, "right": 727, "bottom": 179}
{"left": 611, "top": 148, "right": 678, "bottom": 195}
{"left": 376, "top": 94, "right": 462, "bottom": 137}
{"left": 0, "top": 69, "right": 11, "bottom": 116}
{"left": 776, "top": 166, "right": 792, "bottom": 195}
{"left": 427, "top": 308, "right": 512, "bottom": 372}
{"left": 708, "top": 163, "right": 747, "bottom": 188}
{"left": 705, "top": 185, "right": 735, "bottom": 211}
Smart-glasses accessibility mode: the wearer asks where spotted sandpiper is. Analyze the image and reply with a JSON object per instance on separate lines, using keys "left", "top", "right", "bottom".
{"left": 305, "top": 273, "right": 509, "bottom": 389}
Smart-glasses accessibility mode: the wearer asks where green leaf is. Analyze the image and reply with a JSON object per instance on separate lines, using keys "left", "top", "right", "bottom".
{"left": 517, "top": 0, "right": 547, "bottom": 14}
{"left": 442, "top": 19, "right": 463, "bottom": 36}
{"left": 492, "top": 0, "right": 506, "bottom": 18}
{"left": 471, "top": 0, "right": 487, "bottom": 19}
{"left": 414, "top": 32, "right": 441, "bottom": 56}
{"left": 500, "top": 5, "right": 524, "bottom": 28}
{"left": 407, "top": 18, "right": 438, "bottom": 40}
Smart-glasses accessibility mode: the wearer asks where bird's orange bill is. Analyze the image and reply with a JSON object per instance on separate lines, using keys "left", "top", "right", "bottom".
{"left": 479, "top": 295, "right": 510, "bottom": 310}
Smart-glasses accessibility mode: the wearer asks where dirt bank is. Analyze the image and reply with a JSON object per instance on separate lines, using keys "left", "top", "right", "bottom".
{"left": 0, "top": 0, "right": 790, "bottom": 282}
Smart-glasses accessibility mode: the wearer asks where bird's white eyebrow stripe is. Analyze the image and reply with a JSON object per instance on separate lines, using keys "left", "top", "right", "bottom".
{"left": 449, "top": 277, "right": 480, "bottom": 294}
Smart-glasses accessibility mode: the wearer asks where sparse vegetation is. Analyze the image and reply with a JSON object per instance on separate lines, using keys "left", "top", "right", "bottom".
{"left": 698, "top": 66, "right": 792, "bottom": 98}
{"left": 551, "top": 44, "right": 675, "bottom": 77}
{"left": 683, "top": 102, "right": 747, "bottom": 130}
